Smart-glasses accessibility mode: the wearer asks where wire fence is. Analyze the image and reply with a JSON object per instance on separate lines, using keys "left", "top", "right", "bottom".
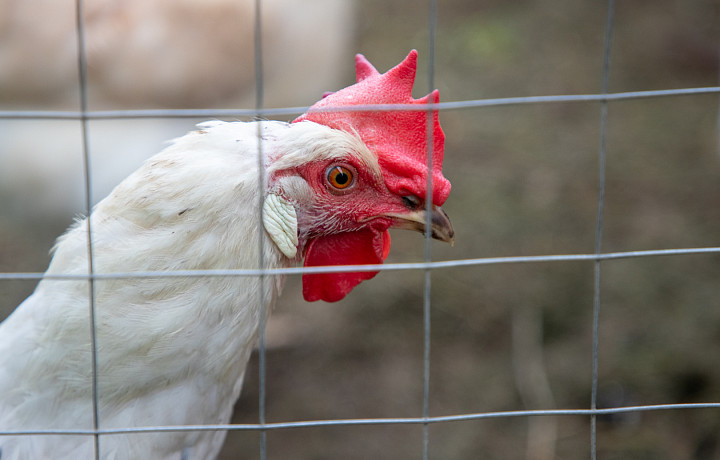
{"left": 1, "top": 0, "right": 719, "bottom": 459}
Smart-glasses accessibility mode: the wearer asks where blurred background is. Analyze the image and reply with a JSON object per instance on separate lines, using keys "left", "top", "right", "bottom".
{"left": 1, "top": 0, "right": 719, "bottom": 458}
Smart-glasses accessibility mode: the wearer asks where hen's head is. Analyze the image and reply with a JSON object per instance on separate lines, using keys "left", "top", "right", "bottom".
{"left": 264, "top": 50, "right": 453, "bottom": 302}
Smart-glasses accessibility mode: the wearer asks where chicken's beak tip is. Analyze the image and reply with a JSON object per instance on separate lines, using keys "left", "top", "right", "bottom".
{"left": 432, "top": 206, "right": 454, "bottom": 244}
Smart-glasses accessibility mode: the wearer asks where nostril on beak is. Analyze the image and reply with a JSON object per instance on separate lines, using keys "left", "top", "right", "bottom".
{"left": 401, "top": 195, "right": 422, "bottom": 210}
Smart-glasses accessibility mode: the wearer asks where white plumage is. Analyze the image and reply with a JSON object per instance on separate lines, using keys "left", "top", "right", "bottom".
{"left": 0, "top": 120, "right": 378, "bottom": 459}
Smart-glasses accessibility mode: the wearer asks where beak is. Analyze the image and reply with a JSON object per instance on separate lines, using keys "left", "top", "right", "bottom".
{"left": 387, "top": 205, "right": 455, "bottom": 245}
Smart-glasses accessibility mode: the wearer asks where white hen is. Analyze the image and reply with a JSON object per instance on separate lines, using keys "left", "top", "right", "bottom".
{"left": 0, "top": 51, "right": 453, "bottom": 459}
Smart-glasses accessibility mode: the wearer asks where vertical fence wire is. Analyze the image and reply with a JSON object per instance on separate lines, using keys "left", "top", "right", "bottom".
{"left": 590, "top": 1, "right": 615, "bottom": 458}
{"left": 422, "top": 2, "right": 439, "bottom": 459}
{"left": 73, "top": 0, "right": 101, "bottom": 458}
{"left": 253, "top": 1, "right": 268, "bottom": 459}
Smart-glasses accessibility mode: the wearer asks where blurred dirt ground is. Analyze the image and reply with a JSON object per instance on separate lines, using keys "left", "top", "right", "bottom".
{"left": 1, "top": 0, "right": 720, "bottom": 459}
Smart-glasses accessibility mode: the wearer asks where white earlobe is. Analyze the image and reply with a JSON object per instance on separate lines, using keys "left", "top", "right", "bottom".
{"left": 263, "top": 193, "right": 298, "bottom": 259}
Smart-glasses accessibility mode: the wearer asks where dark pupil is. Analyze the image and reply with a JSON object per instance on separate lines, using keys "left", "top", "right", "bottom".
{"left": 334, "top": 169, "right": 349, "bottom": 185}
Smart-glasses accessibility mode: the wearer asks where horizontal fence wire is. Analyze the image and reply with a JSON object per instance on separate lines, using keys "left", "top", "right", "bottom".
{"left": 2, "top": 86, "right": 720, "bottom": 121}
{"left": 3, "top": 403, "right": 720, "bottom": 437}
{"left": 2, "top": 247, "right": 719, "bottom": 281}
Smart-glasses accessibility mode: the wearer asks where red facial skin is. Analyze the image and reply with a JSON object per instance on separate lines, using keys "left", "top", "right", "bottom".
{"left": 275, "top": 157, "right": 412, "bottom": 302}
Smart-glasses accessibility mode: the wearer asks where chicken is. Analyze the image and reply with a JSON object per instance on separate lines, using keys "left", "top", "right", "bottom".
{"left": 0, "top": 50, "right": 453, "bottom": 459}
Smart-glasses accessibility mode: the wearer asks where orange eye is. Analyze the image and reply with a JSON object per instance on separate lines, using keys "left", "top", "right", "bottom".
{"left": 326, "top": 165, "right": 354, "bottom": 190}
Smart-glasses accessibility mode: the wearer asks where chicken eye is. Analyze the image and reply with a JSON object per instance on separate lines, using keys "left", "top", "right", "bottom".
{"left": 326, "top": 165, "right": 354, "bottom": 190}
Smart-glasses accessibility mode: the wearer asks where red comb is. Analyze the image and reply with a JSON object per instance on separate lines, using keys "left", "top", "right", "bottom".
{"left": 293, "top": 50, "right": 450, "bottom": 206}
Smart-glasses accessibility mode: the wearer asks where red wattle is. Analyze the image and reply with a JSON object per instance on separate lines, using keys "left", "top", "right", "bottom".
{"left": 302, "top": 227, "right": 389, "bottom": 302}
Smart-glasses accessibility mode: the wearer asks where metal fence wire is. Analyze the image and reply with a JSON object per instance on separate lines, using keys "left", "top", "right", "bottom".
{"left": 1, "top": 0, "right": 720, "bottom": 459}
